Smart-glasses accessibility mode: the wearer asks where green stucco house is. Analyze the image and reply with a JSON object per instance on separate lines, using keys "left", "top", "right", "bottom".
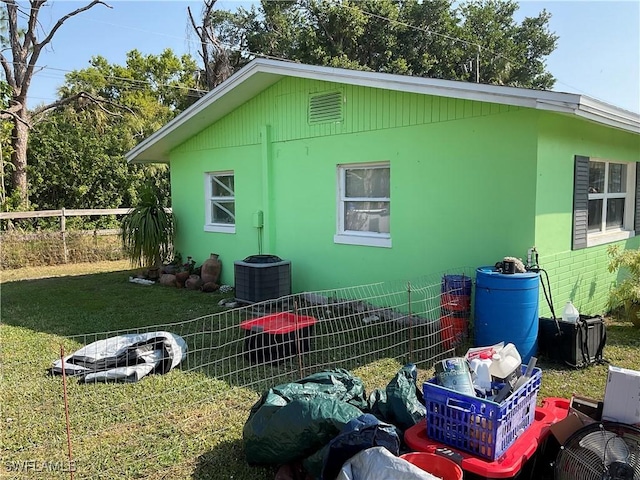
{"left": 127, "top": 59, "right": 640, "bottom": 315}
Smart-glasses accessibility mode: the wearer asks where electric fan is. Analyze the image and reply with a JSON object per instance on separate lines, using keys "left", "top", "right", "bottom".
{"left": 555, "top": 422, "right": 640, "bottom": 480}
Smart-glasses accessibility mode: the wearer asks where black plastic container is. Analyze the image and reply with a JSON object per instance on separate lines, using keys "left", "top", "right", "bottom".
{"left": 538, "top": 315, "right": 606, "bottom": 368}
{"left": 240, "top": 313, "right": 316, "bottom": 363}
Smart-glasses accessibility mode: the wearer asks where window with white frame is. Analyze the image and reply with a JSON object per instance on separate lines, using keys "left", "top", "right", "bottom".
{"left": 204, "top": 172, "right": 235, "bottom": 233}
{"left": 334, "top": 162, "right": 391, "bottom": 248}
{"left": 573, "top": 156, "right": 637, "bottom": 249}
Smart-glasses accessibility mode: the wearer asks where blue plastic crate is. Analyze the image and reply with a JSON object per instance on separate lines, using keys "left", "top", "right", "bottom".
{"left": 423, "top": 366, "right": 542, "bottom": 461}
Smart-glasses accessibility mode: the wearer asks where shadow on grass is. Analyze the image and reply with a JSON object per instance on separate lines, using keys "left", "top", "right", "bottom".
{"left": 603, "top": 322, "right": 640, "bottom": 347}
{"left": 192, "top": 438, "right": 276, "bottom": 480}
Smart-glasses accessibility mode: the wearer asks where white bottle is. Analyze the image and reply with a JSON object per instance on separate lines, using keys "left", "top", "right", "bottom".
{"left": 489, "top": 343, "right": 522, "bottom": 381}
{"left": 470, "top": 357, "right": 492, "bottom": 394}
{"left": 562, "top": 301, "right": 579, "bottom": 323}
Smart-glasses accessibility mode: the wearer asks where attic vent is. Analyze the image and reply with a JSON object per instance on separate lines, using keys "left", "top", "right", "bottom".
{"left": 308, "top": 91, "right": 343, "bottom": 124}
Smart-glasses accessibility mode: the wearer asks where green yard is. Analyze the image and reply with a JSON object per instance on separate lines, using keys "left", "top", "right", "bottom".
{"left": 1, "top": 261, "right": 639, "bottom": 479}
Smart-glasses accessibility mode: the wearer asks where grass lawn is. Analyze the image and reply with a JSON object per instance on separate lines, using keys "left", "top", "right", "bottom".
{"left": 1, "top": 261, "right": 639, "bottom": 479}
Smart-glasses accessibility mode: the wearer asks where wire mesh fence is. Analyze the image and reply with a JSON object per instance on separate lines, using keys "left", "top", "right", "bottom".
{"left": 62, "top": 266, "right": 474, "bottom": 389}
{"left": 5, "top": 267, "right": 475, "bottom": 479}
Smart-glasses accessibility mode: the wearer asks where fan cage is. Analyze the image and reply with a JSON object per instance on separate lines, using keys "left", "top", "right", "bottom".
{"left": 554, "top": 422, "right": 640, "bottom": 480}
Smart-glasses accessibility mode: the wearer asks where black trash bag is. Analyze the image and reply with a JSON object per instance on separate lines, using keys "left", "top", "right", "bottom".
{"left": 243, "top": 369, "right": 367, "bottom": 466}
{"left": 310, "top": 413, "right": 400, "bottom": 480}
{"left": 368, "top": 364, "right": 426, "bottom": 432}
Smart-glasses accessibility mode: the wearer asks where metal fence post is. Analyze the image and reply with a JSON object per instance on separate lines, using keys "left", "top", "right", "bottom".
{"left": 407, "top": 281, "right": 413, "bottom": 363}
{"left": 60, "top": 345, "right": 75, "bottom": 480}
{"left": 294, "top": 300, "right": 304, "bottom": 379}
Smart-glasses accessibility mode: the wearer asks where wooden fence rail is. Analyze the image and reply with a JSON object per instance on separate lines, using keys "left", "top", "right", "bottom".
{"left": 0, "top": 208, "right": 133, "bottom": 220}
{"left": 1, "top": 208, "right": 171, "bottom": 264}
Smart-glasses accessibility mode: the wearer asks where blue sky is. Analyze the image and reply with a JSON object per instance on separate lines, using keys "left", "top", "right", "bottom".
{"left": 18, "top": 1, "right": 640, "bottom": 113}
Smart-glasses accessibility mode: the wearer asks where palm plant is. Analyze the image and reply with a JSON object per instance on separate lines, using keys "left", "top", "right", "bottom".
{"left": 121, "top": 186, "right": 173, "bottom": 268}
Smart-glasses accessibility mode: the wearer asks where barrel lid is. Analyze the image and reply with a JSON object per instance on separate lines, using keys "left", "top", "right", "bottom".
{"left": 476, "top": 266, "right": 539, "bottom": 279}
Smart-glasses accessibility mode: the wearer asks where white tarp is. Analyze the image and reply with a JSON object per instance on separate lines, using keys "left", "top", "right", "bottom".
{"left": 336, "top": 447, "right": 442, "bottom": 480}
{"left": 51, "top": 331, "right": 187, "bottom": 383}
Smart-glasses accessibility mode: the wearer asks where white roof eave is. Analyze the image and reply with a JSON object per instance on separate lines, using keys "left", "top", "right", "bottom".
{"left": 126, "top": 58, "right": 640, "bottom": 164}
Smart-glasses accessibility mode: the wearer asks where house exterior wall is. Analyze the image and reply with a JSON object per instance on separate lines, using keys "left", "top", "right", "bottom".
{"left": 169, "top": 77, "right": 540, "bottom": 291}
{"left": 535, "top": 112, "right": 640, "bottom": 316}
{"left": 170, "top": 143, "right": 262, "bottom": 267}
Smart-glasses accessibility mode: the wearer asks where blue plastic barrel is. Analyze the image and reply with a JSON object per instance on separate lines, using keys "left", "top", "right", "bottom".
{"left": 474, "top": 266, "right": 540, "bottom": 363}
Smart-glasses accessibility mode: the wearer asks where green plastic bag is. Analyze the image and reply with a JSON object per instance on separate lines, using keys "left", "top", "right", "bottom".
{"left": 243, "top": 369, "right": 367, "bottom": 466}
{"left": 368, "top": 363, "right": 426, "bottom": 432}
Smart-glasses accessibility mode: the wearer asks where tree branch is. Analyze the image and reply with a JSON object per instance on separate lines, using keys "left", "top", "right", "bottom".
{"left": 23, "top": 1, "right": 112, "bottom": 91}
{"left": 0, "top": 53, "right": 16, "bottom": 89}
{"left": 187, "top": 6, "right": 207, "bottom": 63}
{"left": 37, "top": 1, "right": 112, "bottom": 49}
{"left": 0, "top": 109, "right": 32, "bottom": 128}
{"left": 187, "top": 5, "right": 200, "bottom": 34}
{"left": 188, "top": 0, "right": 231, "bottom": 89}
{"left": 25, "top": 1, "right": 48, "bottom": 53}
{"left": 4, "top": 0, "right": 24, "bottom": 87}
{"left": 30, "top": 91, "right": 136, "bottom": 121}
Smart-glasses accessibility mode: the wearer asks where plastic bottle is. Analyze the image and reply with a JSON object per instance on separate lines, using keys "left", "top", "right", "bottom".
{"left": 562, "top": 301, "right": 579, "bottom": 323}
{"left": 470, "top": 355, "right": 492, "bottom": 394}
{"left": 489, "top": 343, "right": 521, "bottom": 381}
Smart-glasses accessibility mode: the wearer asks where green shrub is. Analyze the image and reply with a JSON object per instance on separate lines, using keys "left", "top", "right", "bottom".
{"left": 607, "top": 245, "right": 640, "bottom": 327}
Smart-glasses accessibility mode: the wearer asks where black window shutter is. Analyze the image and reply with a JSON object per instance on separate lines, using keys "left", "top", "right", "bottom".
{"left": 635, "top": 162, "right": 640, "bottom": 233}
{"left": 572, "top": 155, "right": 589, "bottom": 250}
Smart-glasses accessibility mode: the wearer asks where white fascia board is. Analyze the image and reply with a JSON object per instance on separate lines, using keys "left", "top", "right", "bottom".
{"left": 576, "top": 97, "right": 640, "bottom": 133}
{"left": 254, "top": 58, "right": 577, "bottom": 109}
{"left": 535, "top": 95, "right": 640, "bottom": 133}
{"left": 309, "top": 64, "right": 638, "bottom": 132}
{"left": 256, "top": 60, "right": 639, "bottom": 132}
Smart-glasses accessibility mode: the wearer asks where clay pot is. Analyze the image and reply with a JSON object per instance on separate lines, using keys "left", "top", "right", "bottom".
{"left": 200, "top": 282, "right": 220, "bottom": 293}
{"left": 159, "top": 274, "right": 177, "bottom": 287}
{"left": 201, "top": 253, "right": 222, "bottom": 285}
{"left": 175, "top": 271, "right": 190, "bottom": 288}
{"left": 185, "top": 274, "right": 203, "bottom": 290}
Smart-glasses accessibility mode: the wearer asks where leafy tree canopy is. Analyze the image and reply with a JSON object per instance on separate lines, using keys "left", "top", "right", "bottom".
{"left": 27, "top": 49, "right": 201, "bottom": 212}
{"left": 23, "top": 0, "right": 558, "bottom": 217}
{"left": 214, "top": 0, "right": 558, "bottom": 88}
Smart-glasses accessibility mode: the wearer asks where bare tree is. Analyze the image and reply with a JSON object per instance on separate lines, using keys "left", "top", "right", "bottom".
{"left": 0, "top": 0, "right": 111, "bottom": 207}
{"left": 188, "top": 0, "right": 232, "bottom": 91}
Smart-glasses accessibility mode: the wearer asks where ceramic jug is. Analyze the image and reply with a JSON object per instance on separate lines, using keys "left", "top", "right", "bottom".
{"left": 201, "top": 253, "right": 222, "bottom": 284}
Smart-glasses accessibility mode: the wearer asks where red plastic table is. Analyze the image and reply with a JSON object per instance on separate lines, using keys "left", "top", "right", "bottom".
{"left": 404, "top": 397, "right": 570, "bottom": 479}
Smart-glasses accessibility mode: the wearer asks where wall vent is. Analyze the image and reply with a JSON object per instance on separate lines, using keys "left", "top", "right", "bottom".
{"left": 308, "top": 91, "right": 343, "bottom": 124}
